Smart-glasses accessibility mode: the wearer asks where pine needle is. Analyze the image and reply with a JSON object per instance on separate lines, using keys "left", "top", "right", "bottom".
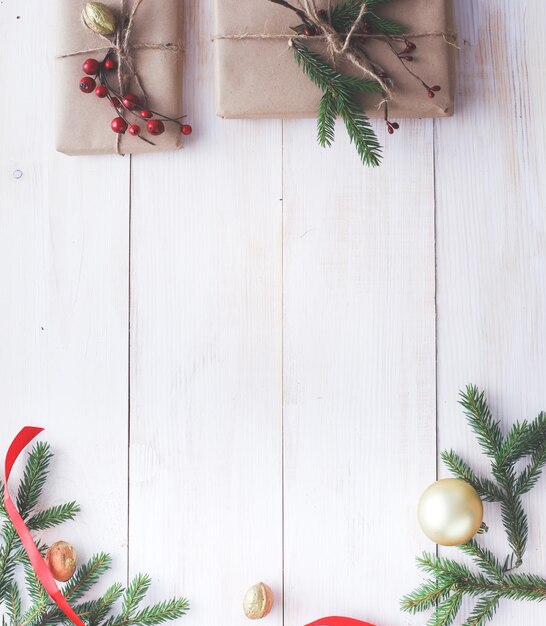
{"left": 0, "top": 443, "right": 189, "bottom": 626}
{"left": 402, "top": 386, "right": 546, "bottom": 625}
{"left": 293, "top": 40, "right": 382, "bottom": 166}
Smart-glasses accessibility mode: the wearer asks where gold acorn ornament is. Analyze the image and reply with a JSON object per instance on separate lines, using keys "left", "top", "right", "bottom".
{"left": 243, "top": 582, "right": 274, "bottom": 619}
{"left": 45, "top": 540, "right": 77, "bottom": 582}
{"left": 81, "top": 2, "right": 117, "bottom": 36}
{"left": 418, "top": 478, "right": 484, "bottom": 546}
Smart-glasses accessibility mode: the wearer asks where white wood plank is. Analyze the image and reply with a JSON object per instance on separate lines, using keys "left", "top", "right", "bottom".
{"left": 282, "top": 118, "right": 437, "bottom": 625}
{"left": 0, "top": 0, "right": 129, "bottom": 593}
{"left": 436, "top": 0, "right": 546, "bottom": 623}
{"left": 128, "top": 1, "right": 283, "bottom": 624}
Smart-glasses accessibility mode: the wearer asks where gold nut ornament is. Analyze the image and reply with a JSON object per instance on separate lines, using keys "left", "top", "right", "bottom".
{"left": 81, "top": 2, "right": 117, "bottom": 36}
{"left": 243, "top": 582, "right": 273, "bottom": 619}
{"left": 45, "top": 540, "right": 77, "bottom": 582}
{"left": 418, "top": 478, "right": 484, "bottom": 546}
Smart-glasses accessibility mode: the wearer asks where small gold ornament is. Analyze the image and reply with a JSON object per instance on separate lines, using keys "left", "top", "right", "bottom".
{"left": 45, "top": 540, "right": 77, "bottom": 582}
{"left": 418, "top": 478, "right": 483, "bottom": 546}
{"left": 81, "top": 2, "right": 117, "bottom": 36}
{"left": 243, "top": 582, "right": 273, "bottom": 619}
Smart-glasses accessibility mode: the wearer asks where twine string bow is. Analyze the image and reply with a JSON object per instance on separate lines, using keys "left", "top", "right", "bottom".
{"left": 213, "top": 0, "right": 457, "bottom": 106}
{"left": 56, "top": 0, "right": 184, "bottom": 153}
{"left": 296, "top": 0, "right": 392, "bottom": 97}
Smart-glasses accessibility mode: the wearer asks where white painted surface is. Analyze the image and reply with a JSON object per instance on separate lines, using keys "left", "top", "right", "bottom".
{"left": 0, "top": 1, "right": 545, "bottom": 626}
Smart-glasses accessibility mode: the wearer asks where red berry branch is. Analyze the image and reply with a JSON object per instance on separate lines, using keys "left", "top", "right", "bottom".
{"left": 79, "top": 50, "right": 192, "bottom": 145}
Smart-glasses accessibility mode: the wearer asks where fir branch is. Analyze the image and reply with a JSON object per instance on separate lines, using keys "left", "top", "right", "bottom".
{"left": 123, "top": 574, "right": 152, "bottom": 617}
{"left": 458, "top": 386, "right": 504, "bottom": 461}
{"left": 415, "top": 552, "right": 476, "bottom": 583}
{"left": 70, "top": 584, "right": 124, "bottom": 626}
{"left": 26, "top": 502, "right": 80, "bottom": 531}
{"left": 403, "top": 386, "right": 546, "bottom": 625}
{"left": 441, "top": 450, "right": 504, "bottom": 502}
{"left": 317, "top": 91, "right": 338, "bottom": 147}
{"left": 130, "top": 598, "right": 190, "bottom": 626}
{"left": 5, "top": 581, "right": 22, "bottom": 624}
{"left": 62, "top": 553, "right": 112, "bottom": 603}
{"left": 90, "top": 583, "right": 125, "bottom": 624}
{"left": 0, "top": 483, "right": 7, "bottom": 518}
{"left": 499, "top": 489, "right": 528, "bottom": 567}
{"left": 463, "top": 594, "right": 500, "bottom": 626}
{"left": 16, "top": 442, "right": 52, "bottom": 519}
{"left": 0, "top": 442, "right": 189, "bottom": 626}
{"left": 329, "top": 0, "right": 398, "bottom": 34}
{"left": 428, "top": 591, "right": 463, "bottom": 626}
{"left": 517, "top": 444, "right": 546, "bottom": 495}
{"left": 337, "top": 93, "right": 382, "bottom": 166}
{"left": 401, "top": 578, "right": 452, "bottom": 613}
{"left": 501, "top": 573, "right": 546, "bottom": 602}
{"left": 292, "top": 39, "right": 382, "bottom": 166}
{"left": 364, "top": 12, "right": 404, "bottom": 35}
{"left": 458, "top": 540, "right": 503, "bottom": 581}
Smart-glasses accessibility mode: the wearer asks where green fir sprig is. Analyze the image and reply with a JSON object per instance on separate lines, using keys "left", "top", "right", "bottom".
{"left": 292, "top": 40, "right": 383, "bottom": 166}
{"left": 268, "top": 0, "right": 448, "bottom": 166}
{"left": 0, "top": 442, "right": 189, "bottom": 626}
{"left": 270, "top": 0, "right": 411, "bottom": 166}
{"left": 401, "top": 385, "right": 546, "bottom": 626}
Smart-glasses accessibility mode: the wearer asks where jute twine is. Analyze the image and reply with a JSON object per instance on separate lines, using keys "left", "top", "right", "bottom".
{"left": 213, "top": 0, "right": 457, "bottom": 106}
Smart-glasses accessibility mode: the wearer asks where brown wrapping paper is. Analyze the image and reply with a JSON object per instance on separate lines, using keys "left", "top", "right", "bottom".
{"left": 214, "top": 0, "right": 455, "bottom": 119}
{"left": 56, "top": 0, "right": 184, "bottom": 156}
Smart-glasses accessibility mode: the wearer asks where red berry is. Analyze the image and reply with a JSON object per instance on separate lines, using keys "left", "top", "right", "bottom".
{"left": 95, "top": 85, "right": 109, "bottom": 98}
{"left": 140, "top": 109, "right": 153, "bottom": 119}
{"left": 111, "top": 117, "right": 128, "bottom": 134}
{"left": 427, "top": 89, "right": 435, "bottom": 98}
{"left": 104, "top": 57, "right": 118, "bottom": 71}
{"left": 387, "top": 125, "right": 394, "bottom": 135}
{"left": 378, "top": 71, "right": 388, "bottom": 79}
{"left": 431, "top": 85, "right": 441, "bottom": 92}
{"left": 111, "top": 97, "right": 121, "bottom": 108}
{"left": 128, "top": 124, "right": 141, "bottom": 136}
{"left": 82, "top": 58, "right": 100, "bottom": 75}
{"left": 122, "top": 93, "right": 141, "bottom": 110}
{"left": 146, "top": 119, "right": 165, "bottom": 136}
{"left": 303, "top": 25, "right": 315, "bottom": 36}
{"left": 391, "top": 122, "right": 399, "bottom": 129}
{"left": 79, "top": 76, "right": 96, "bottom": 93}
{"left": 181, "top": 124, "right": 192, "bottom": 135}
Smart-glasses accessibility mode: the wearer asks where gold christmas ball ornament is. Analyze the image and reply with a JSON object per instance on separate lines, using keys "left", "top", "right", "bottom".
{"left": 45, "top": 541, "right": 77, "bottom": 582}
{"left": 418, "top": 478, "right": 484, "bottom": 546}
{"left": 243, "top": 582, "right": 273, "bottom": 619}
{"left": 81, "top": 2, "right": 117, "bottom": 36}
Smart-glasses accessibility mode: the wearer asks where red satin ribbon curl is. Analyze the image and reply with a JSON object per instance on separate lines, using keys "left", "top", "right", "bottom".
{"left": 306, "top": 616, "right": 376, "bottom": 626}
{"left": 3, "top": 426, "right": 85, "bottom": 626}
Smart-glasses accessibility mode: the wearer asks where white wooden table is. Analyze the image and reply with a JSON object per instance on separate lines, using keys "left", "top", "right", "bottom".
{"left": 1, "top": 1, "right": 545, "bottom": 625}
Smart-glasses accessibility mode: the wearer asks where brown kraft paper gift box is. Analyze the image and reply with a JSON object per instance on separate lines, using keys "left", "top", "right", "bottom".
{"left": 214, "top": 0, "right": 455, "bottom": 119}
{"left": 56, "top": 0, "right": 184, "bottom": 156}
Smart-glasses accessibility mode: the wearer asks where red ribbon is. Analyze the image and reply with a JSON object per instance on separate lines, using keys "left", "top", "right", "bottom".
{"left": 306, "top": 617, "right": 375, "bottom": 626}
{"left": 3, "top": 426, "right": 85, "bottom": 626}
{"left": 4, "top": 429, "right": 377, "bottom": 626}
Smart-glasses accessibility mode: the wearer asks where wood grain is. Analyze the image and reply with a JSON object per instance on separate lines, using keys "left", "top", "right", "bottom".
{"left": 0, "top": 0, "right": 129, "bottom": 590}
{"left": 1, "top": 0, "right": 546, "bottom": 625}
{"left": 282, "top": 117, "right": 436, "bottom": 626}
{"left": 436, "top": 0, "right": 546, "bottom": 623}
{"left": 128, "top": 1, "right": 283, "bottom": 623}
